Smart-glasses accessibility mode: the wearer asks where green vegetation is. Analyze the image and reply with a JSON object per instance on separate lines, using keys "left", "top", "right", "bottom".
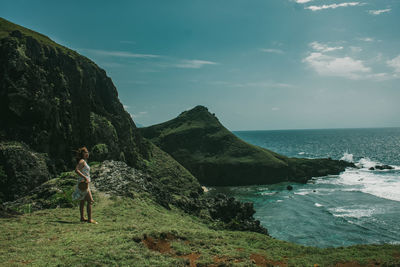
{"left": 0, "top": 17, "right": 78, "bottom": 56}
{"left": 1, "top": 192, "right": 399, "bottom": 266}
{"left": 140, "top": 106, "right": 353, "bottom": 186}
{"left": 142, "top": 140, "right": 202, "bottom": 199}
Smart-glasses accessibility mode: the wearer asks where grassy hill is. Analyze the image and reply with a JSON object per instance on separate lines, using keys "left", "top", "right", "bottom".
{"left": 1, "top": 190, "right": 399, "bottom": 266}
{"left": 139, "top": 106, "right": 353, "bottom": 186}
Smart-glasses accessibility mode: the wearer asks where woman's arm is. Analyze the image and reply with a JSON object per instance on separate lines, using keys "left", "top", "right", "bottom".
{"left": 75, "top": 160, "right": 89, "bottom": 183}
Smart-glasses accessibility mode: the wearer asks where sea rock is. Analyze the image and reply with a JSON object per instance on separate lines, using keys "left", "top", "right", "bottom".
{"left": 374, "top": 165, "right": 393, "bottom": 170}
{"left": 287, "top": 185, "right": 293, "bottom": 191}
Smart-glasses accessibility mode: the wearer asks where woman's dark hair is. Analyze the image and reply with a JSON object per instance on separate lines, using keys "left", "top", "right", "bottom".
{"left": 75, "top": 147, "right": 88, "bottom": 163}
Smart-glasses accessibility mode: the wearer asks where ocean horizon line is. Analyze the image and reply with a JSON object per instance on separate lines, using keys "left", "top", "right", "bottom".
{"left": 232, "top": 126, "right": 400, "bottom": 132}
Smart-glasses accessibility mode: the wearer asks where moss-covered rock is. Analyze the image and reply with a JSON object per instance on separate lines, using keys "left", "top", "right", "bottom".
{"left": 3, "top": 171, "right": 78, "bottom": 213}
{"left": 0, "top": 141, "right": 51, "bottom": 202}
{"left": 0, "top": 17, "right": 149, "bottom": 174}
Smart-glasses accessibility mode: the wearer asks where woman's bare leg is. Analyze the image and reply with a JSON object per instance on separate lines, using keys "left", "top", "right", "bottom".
{"left": 86, "top": 190, "right": 96, "bottom": 223}
{"left": 80, "top": 200, "right": 86, "bottom": 221}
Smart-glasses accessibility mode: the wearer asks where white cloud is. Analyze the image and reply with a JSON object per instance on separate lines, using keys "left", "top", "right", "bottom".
{"left": 310, "top": 41, "right": 343, "bottom": 52}
{"left": 175, "top": 59, "right": 218, "bottom": 69}
{"left": 295, "top": 0, "right": 313, "bottom": 3}
{"left": 349, "top": 46, "right": 363, "bottom": 53}
{"left": 79, "top": 49, "right": 160, "bottom": 58}
{"left": 131, "top": 111, "right": 148, "bottom": 118}
{"left": 260, "top": 48, "right": 284, "bottom": 54}
{"left": 358, "top": 37, "right": 375, "bottom": 42}
{"left": 306, "top": 2, "right": 362, "bottom": 11}
{"left": 387, "top": 55, "right": 400, "bottom": 73}
{"left": 368, "top": 9, "right": 391, "bottom": 15}
{"left": 303, "top": 52, "right": 370, "bottom": 79}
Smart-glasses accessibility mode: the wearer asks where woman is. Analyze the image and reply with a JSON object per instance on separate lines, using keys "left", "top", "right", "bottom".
{"left": 72, "top": 147, "right": 97, "bottom": 224}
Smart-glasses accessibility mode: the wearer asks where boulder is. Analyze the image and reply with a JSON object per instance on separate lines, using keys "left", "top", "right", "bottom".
{"left": 0, "top": 142, "right": 51, "bottom": 202}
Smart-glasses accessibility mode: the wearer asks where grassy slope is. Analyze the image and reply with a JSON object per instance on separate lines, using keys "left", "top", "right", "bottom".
{"left": 1, "top": 193, "right": 399, "bottom": 266}
{"left": 139, "top": 106, "right": 352, "bottom": 186}
{"left": 0, "top": 17, "right": 77, "bottom": 56}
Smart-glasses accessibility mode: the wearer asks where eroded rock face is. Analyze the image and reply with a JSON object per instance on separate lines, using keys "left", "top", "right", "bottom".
{"left": 91, "top": 160, "right": 172, "bottom": 209}
{"left": 0, "top": 23, "right": 149, "bottom": 174}
{"left": 0, "top": 142, "right": 51, "bottom": 202}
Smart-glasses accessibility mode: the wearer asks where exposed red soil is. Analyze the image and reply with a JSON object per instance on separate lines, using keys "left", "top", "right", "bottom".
{"left": 142, "top": 234, "right": 200, "bottom": 266}
{"left": 142, "top": 236, "right": 172, "bottom": 254}
{"left": 250, "top": 253, "right": 288, "bottom": 267}
{"left": 178, "top": 253, "right": 200, "bottom": 267}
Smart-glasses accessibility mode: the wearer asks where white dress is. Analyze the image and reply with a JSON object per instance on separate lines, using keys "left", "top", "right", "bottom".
{"left": 72, "top": 160, "right": 91, "bottom": 201}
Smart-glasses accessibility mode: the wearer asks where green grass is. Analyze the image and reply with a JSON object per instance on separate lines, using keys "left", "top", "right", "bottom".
{"left": 0, "top": 17, "right": 77, "bottom": 56}
{"left": 1, "top": 192, "right": 399, "bottom": 266}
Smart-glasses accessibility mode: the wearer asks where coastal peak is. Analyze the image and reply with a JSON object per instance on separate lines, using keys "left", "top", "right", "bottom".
{"left": 140, "top": 107, "right": 354, "bottom": 186}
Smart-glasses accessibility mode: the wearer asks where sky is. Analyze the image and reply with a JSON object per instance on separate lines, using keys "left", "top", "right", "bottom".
{"left": 1, "top": 0, "right": 400, "bottom": 130}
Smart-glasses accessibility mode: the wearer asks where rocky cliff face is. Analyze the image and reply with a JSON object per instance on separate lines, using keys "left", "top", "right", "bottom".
{"left": 140, "top": 106, "right": 355, "bottom": 185}
{"left": 0, "top": 18, "right": 199, "bottom": 202}
{"left": 0, "top": 18, "right": 148, "bottom": 173}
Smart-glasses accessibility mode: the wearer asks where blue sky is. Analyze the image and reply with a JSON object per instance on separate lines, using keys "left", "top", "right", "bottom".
{"left": 1, "top": 0, "right": 400, "bottom": 130}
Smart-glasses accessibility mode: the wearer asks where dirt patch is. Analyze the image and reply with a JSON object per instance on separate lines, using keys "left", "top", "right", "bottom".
{"left": 142, "top": 235, "right": 172, "bottom": 254}
{"left": 250, "top": 253, "right": 288, "bottom": 267}
{"left": 142, "top": 233, "right": 200, "bottom": 266}
{"left": 178, "top": 253, "right": 200, "bottom": 267}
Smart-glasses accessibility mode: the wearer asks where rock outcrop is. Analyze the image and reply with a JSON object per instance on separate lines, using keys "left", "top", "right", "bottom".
{"left": 0, "top": 17, "right": 148, "bottom": 175}
{"left": 139, "top": 106, "right": 355, "bottom": 186}
{"left": 0, "top": 142, "right": 51, "bottom": 201}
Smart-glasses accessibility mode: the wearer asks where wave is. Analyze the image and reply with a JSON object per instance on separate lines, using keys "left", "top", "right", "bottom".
{"left": 315, "top": 166, "right": 400, "bottom": 202}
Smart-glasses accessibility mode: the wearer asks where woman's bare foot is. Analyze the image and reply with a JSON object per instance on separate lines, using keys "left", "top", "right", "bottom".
{"left": 87, "top": 219, "right": 98, "bottom": 224}
{"left": 80, "top": 218, "right": 87, "bottom": 222}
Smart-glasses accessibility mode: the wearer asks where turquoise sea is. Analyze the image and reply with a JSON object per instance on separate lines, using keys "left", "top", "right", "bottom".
{"left": 211, "top": 128, "right": 400, "bottom": 248}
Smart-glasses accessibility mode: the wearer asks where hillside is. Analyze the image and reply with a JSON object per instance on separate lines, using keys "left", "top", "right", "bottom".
{"left": 139, "top": 106, "right": 353, "bottom": 186}
{"left": 1, "top": 188, "right": 399, "bottom": 266}
{"left": 0, "top": 17, "right": 200, "bottom": 205}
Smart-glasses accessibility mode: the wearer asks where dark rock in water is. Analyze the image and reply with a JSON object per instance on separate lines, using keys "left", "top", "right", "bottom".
{"left": 0, "top": 142, "right": 51, "bottom": 202}
{"left": 375, "top": 165, "right": 393, "bottom": 170}
{"left": 287, "top": 185, "right": 293, "bottom": 191}
{"left": 369, "top": 167, "right": 375, "bottom": 170}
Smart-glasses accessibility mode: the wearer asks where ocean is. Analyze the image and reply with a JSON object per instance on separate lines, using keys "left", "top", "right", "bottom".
{"left": 210, "top": 128, "right": 400, "bottom": 248}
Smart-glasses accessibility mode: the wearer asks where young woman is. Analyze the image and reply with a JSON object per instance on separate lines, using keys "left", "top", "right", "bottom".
{"left": 72, "top": 147, "right": 97, "bottom": 224}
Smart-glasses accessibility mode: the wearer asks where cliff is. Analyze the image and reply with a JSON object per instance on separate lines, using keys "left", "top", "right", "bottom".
{"left": 139, "top": 106, "right": 354, "bottom": 186}
{"left": 0, "top": 18, "right": 200, "bottom": 204}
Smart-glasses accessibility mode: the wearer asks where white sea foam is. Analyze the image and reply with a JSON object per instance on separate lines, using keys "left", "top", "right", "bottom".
{"left": 294, "top": 190, "right": 310, "bottom": 196}
{"left": 357, "top": 157, "right": 379, "bottom": 169}
{"left": 330, "top": 207, "right": 381, "bottom": 218}
{"left": 316, "top": 167, "right": 400, "bottom": 202}
{"left": 276, "top": 200, "right": 283, "bottom": 202}
{"left": 298, "top": 152, "right": 305, "bottom": 155}
{"left": 341, "top": 152, "right": 354, "bottom": 163}
{"left": 260, "top": 192, "right": 276, "bottom": 196}
{"left": 314, "top": 203, "right": 323, "bottom": 207}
